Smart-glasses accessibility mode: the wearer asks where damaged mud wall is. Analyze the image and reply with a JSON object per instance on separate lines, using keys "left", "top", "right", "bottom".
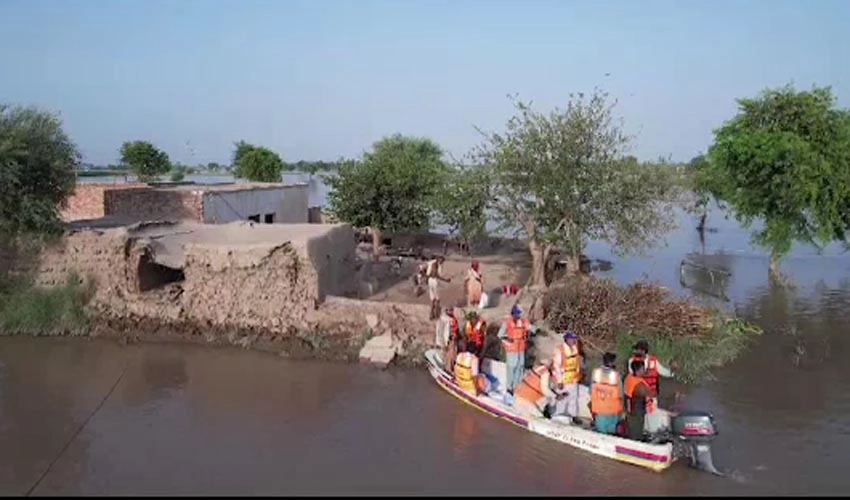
{"left": 179, "top": 242, "right": 321, "bottom": 330}
{"left": 305, "top": 224, "right": 358, "bottom": 301}
{"left": 37, "top": 229, "right": 133, "bottom": 297}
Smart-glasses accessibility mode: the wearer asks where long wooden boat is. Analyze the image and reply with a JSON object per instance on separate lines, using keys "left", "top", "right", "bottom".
{"left": 425, "top": 348, "right": 676, "bottom": 472}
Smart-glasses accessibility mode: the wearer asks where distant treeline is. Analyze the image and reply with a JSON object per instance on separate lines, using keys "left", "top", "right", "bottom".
{"left": 75, "top": 160, "right": 341, "bottom": 176}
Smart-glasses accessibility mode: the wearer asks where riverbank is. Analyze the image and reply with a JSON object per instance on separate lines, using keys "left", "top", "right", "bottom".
{"left": 0, "top": 220, "right": 761, "bottom": 380}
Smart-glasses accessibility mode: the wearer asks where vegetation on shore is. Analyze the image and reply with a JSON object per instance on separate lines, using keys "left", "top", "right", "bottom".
{"left": 0, "top": 271, "right": 92, "bottom": 334}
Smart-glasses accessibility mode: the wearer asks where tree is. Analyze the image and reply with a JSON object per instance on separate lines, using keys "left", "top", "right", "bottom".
{"left": 0, "top": 104, "right": 80, "bottom": 234}
{"left": 324, "top": 134, "right": 448, "bottom": 258}
{"left": 231, "top": 141, "right": 284, "bottom": 183}
{"left": 700, "top": 85, "right": 850, "bottom": 276}
{"left": 169, "top": 164, "right": 187, "bottom": 182}
{"left": 119, "top": 141, "right": 171, "bottom": 182}
{"left": 433, "top": 163, "right": 491, "bottom": 253}
{"left": 473, "top": 91, "right": 679, "bottom": 288}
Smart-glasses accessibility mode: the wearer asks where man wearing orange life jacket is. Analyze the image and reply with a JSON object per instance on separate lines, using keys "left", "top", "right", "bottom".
{"left": 464, "top": 311, "right": 486, "bottom": 356}
{"left": 497, "top": 305, "right": 532, "bottom": 394}
{"left": 589, "top": 352, "right": 624, "bottom": 435}
{"left": 513, "top": 358, "right": 557, "bottom": 417}
{"left": 454, "top": 341, "right": 483, "bottom": 395}
{"left": 624, "top": 359, "right": 656, "bottom": 441}
{"left": 627, "top": 339, "right": 677, "bottom": 433}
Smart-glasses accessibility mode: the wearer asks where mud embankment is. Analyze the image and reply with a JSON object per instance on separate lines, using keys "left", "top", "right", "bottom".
{"left": 3, "top": 221, "right": 438, "bottom": 365}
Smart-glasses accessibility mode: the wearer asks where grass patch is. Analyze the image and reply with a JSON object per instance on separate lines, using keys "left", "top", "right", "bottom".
{"left": 614, "top": 316, "right": 762, "bottom": 384}
{"left": 0, "top": 272, "right": 93, "bottom": 334}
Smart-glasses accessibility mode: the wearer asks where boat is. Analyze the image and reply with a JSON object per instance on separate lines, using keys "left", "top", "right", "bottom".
{"left": 425, "top": 349, "right": 722, "bottom": 474}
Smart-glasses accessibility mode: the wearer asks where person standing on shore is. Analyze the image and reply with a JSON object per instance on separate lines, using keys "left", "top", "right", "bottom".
{"left": 425, "top": 255, "right": 451, "bottom": 320}
{"left": 498, "top": 305, "right": 530, "bottom": 394}
{"left": 464, "top": 259, "right": 483, "bottom": 308}
{"left": 436, "top": 307, "right": 460, "bottom": 371}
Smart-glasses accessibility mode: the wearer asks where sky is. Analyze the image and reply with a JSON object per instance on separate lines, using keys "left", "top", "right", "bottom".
{"left": 0, "top": 0, "right": 847, "bottom": 166}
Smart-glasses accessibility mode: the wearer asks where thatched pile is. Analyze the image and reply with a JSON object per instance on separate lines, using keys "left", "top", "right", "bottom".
{"left": 542, "top": 276, "right": 715, "bottom": 351}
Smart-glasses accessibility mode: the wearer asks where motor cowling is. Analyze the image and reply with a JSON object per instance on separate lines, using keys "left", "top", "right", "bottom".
{"left": 671, "top": 411, "right": 723, "bottom": 476}
{"left": 672, "top": 410, "right": 718, "bottom": 442}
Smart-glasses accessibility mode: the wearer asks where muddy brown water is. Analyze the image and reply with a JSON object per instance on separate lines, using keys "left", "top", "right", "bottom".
{"left": 3, "top": 208, "right": 850, "bottom": 495}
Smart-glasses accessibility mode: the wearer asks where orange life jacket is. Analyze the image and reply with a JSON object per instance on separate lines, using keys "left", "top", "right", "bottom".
{"left": 624, "top": 373, "right": 656, "bottom": 413}
{"left": 590, "top": 366, "right": 624, "bottom": 415}
{"left": 515, "top": 365, "right": 549, "bottom": 403}
{"left": 503, "top": 318, "right": 528, "bottom": 353}
{"left": 559, "top": 343, "right": 583, "bottom": 384}
{"left": 454, "top": 351, "right": 478, "bottom": 394}
{"left": 465, "top": 319, "right": 485, "bottom": 348}
{"left": 628, "top": 353, "right": 660, "bottom": 395}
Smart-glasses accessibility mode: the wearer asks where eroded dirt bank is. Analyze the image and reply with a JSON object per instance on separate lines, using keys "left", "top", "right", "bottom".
{"left": 4, "top": 219, "right": 441, "bottom": 365}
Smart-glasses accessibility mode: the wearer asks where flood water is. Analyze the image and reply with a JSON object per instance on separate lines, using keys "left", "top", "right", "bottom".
{"left": 5, "top": 184, "right": 850, "bottom": 494}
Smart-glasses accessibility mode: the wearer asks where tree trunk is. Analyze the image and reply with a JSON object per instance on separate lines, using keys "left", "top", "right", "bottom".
{"left": 769, "top": 252, "right": 781, "bottom": 280}
{"left": 696, "top": 212, "right": 707, "bottom": 234}
{"left": 564, "top": 253, "right": 581, "bottom": 275}
{"left": 528, "top": 241, "right": 551, "bottom": 288}
{"left": 371, "top": 227, "right": 382, "bottom": 262}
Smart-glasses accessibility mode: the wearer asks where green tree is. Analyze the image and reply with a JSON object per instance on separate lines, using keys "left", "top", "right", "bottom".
{"left": 433, "top": 163, "right": 491, "bottom": 253}
{"left": 0, "top": 104, "right": 80, "bottom": 234}
{"left": 325, "top": 134, "right": 448, "bottom": 258}
{"left": 169, "top": 164, "right": 187, "bottom": 182}
{"left": 119, "top": 141, "right": 171, "bottom": 182}
{"left": 231, "top": 141, "right": 284, "bottom": 182}
{"left": 473, "top": 91, "right": 679, "bottom": 287}
{"left": 700, "top": 85, "right": 850, "bottom": 276}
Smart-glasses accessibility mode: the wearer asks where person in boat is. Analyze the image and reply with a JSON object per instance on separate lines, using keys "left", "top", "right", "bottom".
{"left": 479, "top": 324, "right": 503, "bottom": 361}
{"left": 627, "top": 339, "right": 677, "bottom": 433}
{"left": 552, "top": 331, "right": 587, "bottom": 418}
{"left": 464, "top": 259, "right": 484, "bottom": 308}
{"left": 624, "top": 359, "right": 656, "bottom": 441}
{"left": 454, "top": 339, "right": 483, "bottom": 396}
{"left": 553, "top": 331, "right": 587, "bottom": 384}
{"left": 589, "top": 352, "right": 624, "bottom": 435}
{"left": 513, "top": 357, "right": 558, "bottom": 418}
{"left": 464, "top": 310, "right": 486, "bottom": 357}
{"left": 425, "top": 255, "right": 451, "bottom": 320}
{"left": 497, "top": 305, "right": 531, "bottom": 394}
{"left": 436, "top": 307, "right": 461, "bottom": 371}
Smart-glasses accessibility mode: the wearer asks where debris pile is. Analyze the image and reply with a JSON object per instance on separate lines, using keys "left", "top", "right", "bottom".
{"left": 543, "top": 276, "right": 715, "bottom": 351}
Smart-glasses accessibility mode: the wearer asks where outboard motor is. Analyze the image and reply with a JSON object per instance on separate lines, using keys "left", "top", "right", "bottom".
{"left": 671, "top": 411, "right": 723, "bottom": 476}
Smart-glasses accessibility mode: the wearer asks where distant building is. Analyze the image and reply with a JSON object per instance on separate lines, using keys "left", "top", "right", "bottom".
{"left": 62, "top": 182, "right": 309, "bottom": 224}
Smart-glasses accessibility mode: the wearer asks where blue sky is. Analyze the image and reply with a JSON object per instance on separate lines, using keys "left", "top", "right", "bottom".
{"left": 1, "top": 0, "right": 846, "bottom": 165}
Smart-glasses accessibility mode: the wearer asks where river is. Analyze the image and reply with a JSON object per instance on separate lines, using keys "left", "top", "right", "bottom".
{"left": 2, "top": 177, "right": 849, "bottom": 494}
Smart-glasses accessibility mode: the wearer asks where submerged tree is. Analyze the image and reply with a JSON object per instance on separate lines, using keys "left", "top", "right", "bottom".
{"left": 0, "top": 104, "right": 80, "bottom": 235}
{"left": 701, "top": 85, "right": 850, "bottom": 277}
{"left": 473, "top": 91, "right": 679, "bottom": 287}
{"left": 231, "top": 141, "right": 285, "bottom": 183}
{"left": 324, "top": 134, "right": 448, "bottom": 259}
{"left": 119, "top": 140, "right": 171, "bottom": 182}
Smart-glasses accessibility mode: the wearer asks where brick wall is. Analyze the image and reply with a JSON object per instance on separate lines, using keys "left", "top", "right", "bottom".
{"left": 104, "top": 188, "right": 204, "bottom": 222}
{"left": 61, "top": 183, "right": 146, "bottom": 221}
